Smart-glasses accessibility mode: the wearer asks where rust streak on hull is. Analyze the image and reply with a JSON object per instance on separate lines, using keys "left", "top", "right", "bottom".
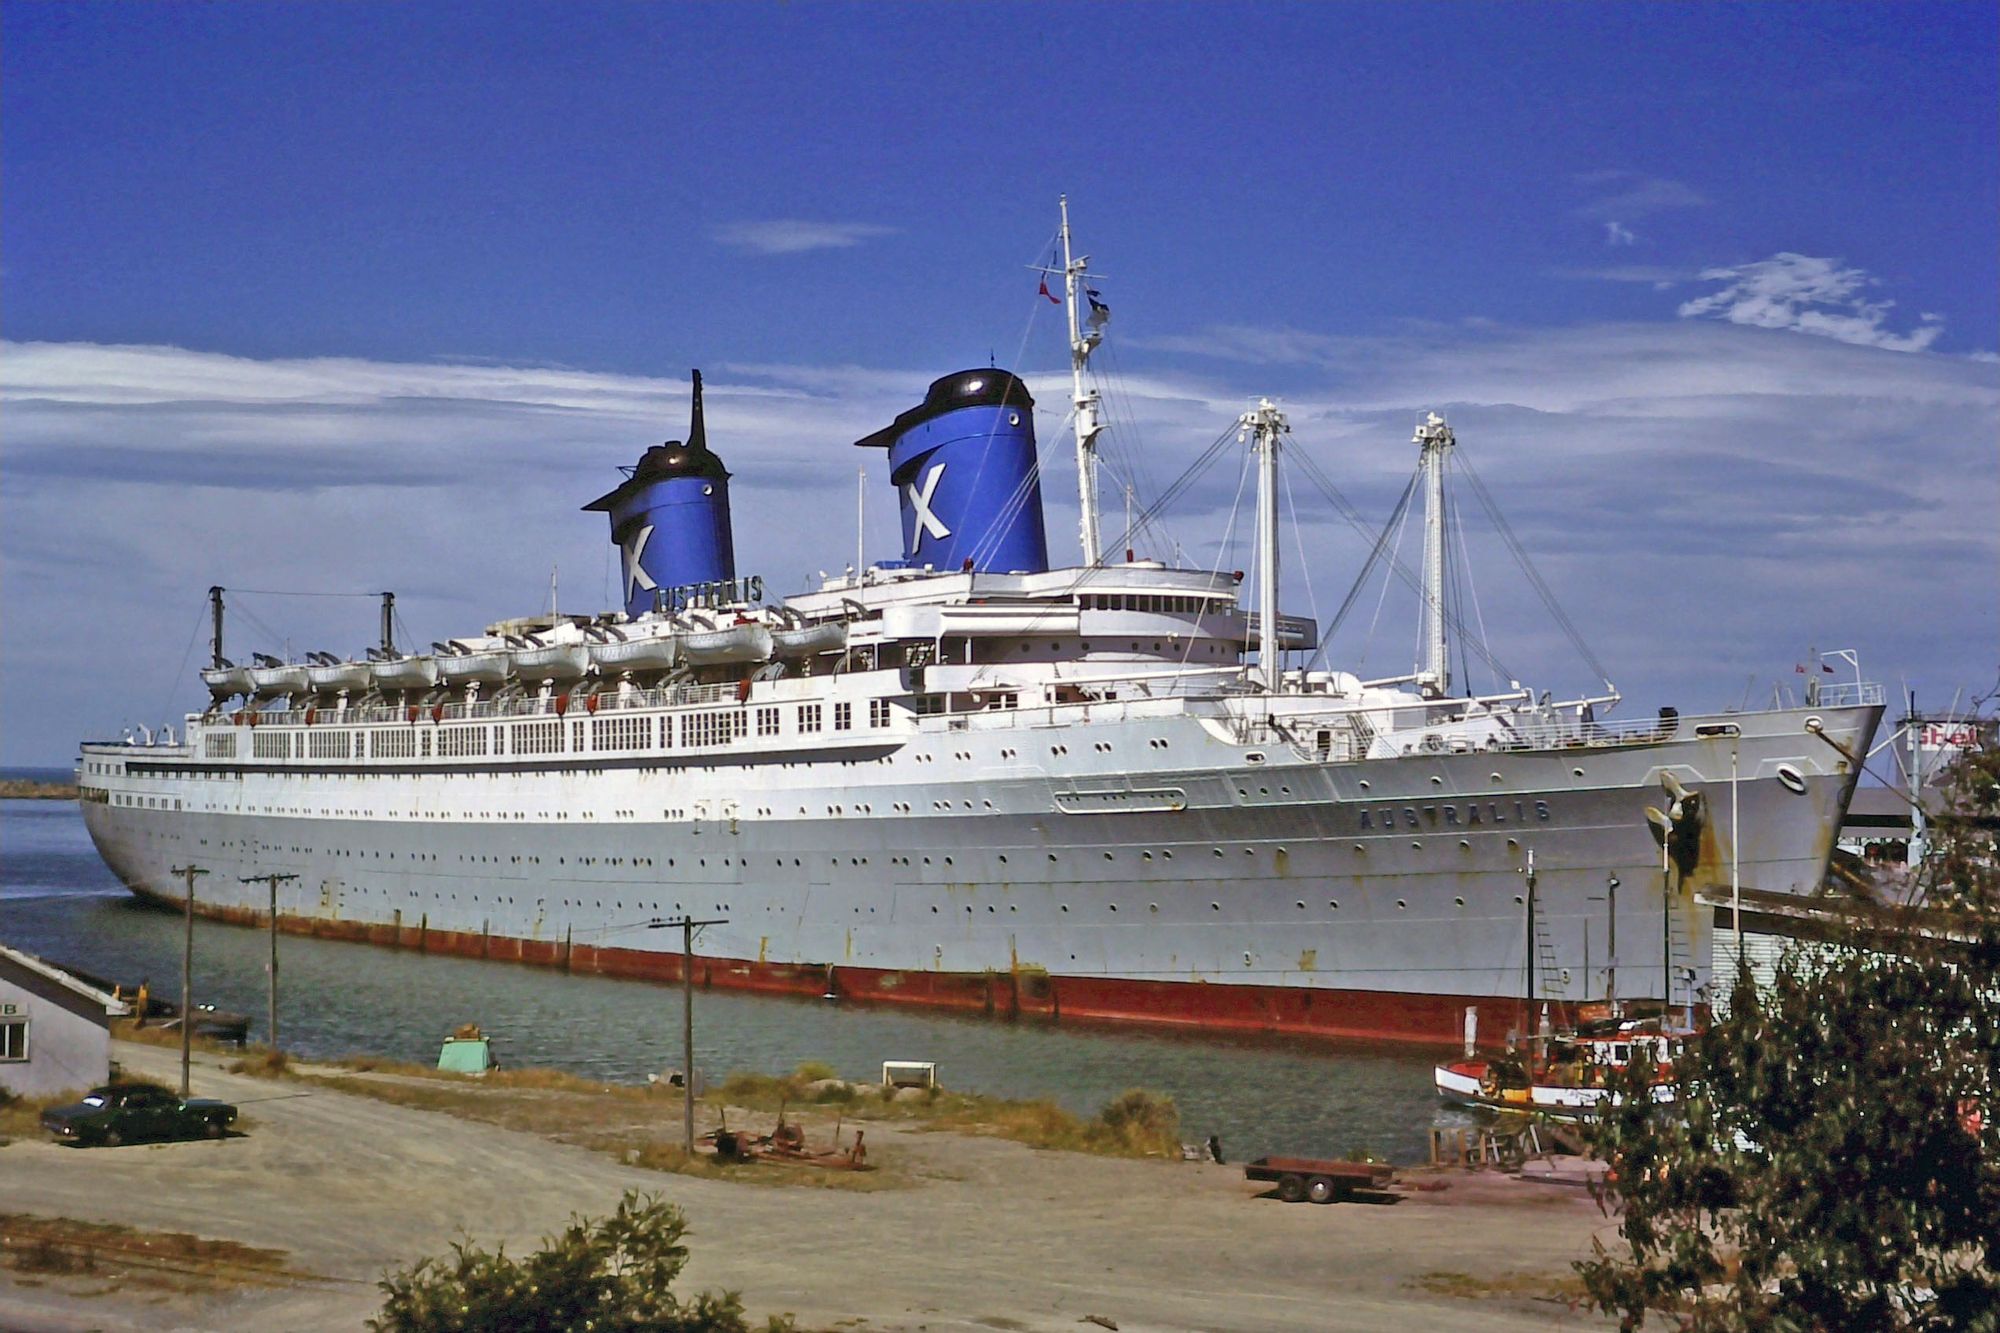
{"left": 137, "top": 886, "right": 1537, "bottom": 1049}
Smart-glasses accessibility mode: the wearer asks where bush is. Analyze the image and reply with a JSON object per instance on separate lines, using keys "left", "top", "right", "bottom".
{"left": 1093, "top": 1088, "right": 1180, "bottom": 1156}
{"left": 370, "top": 1191, "right": 790, "bottom": 1332}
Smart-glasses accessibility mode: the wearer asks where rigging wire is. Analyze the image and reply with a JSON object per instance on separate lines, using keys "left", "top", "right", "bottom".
{"left": 1362, "top": 479, "right": 1417, "bottom": 679}
{"left": 1280, "top": 452, "right": 1319, "bottom": 681}
{"left": 1288, "top": 441, "right": 1515, "bottom": 683}
{"left": 1451, "top": 449, "right": 1614, "bottom": 691}
{"left": 1450, "top": 483, "right": 1498, "bottom": 694}
{"left": 157, "top": 595, "right": 209, "bottom": 724}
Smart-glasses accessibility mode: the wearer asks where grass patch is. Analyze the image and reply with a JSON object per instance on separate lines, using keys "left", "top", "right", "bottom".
{"left": 0, "top": 1090, "right": 84, "bottom": 1142}
{"left": 227, "top": 1048, "right": 291, "bottom": 1077}
{"left": 1411, "top": 1268, "right": 1589, "bottom": 1303}
{"left": 0, "top": 1214, "right": 304, "bottom": 1291}
{"left": 708, "top": 1072, "right": 1181, "bottom": 1158}
{"left": 301, "top": 1071, "right": 892, "bottom": 1190}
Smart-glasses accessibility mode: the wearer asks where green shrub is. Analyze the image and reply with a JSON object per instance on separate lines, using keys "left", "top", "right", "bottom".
{"left": 370, "top": 1191, "right": 790, "bottom": 1332}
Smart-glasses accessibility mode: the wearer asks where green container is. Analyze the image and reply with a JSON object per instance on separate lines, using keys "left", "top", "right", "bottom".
{"left": 437, "top": 1037, "right": 495, "bottom": 1075}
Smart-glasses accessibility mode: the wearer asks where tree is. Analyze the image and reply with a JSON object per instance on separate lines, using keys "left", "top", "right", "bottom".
{"left": 371, "top": 1191, "right": 789, "bottom": 1333}
{"left": 1577, "top": 727, "right": 2000, "bottom": 1332}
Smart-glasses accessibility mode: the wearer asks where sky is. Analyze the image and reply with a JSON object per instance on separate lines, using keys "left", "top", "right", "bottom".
{"left": 3, "top": 1, "right": 1996, "bottom": 767}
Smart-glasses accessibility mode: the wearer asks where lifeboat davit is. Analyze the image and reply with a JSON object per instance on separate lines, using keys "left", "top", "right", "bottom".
{"left": 249, "top": 663, "right": 313, "bottom": 699}
{"left": 589, "top": 634, "right": 681, "bottom": 675}
{"left": 437, "top": 650, "right": 514, "bottom": 687}
{"left": 681, "top": 622, "right": 773, "bottom": 666}
{"left": 772, "top": 621, "right": 847, "bottom": 657}
{"left": 307, "top": 660, "right": 374, "bottom": 693}
{"left": 512, "top": 642, "right": 590, "bottom": 683}
{"left": 200, "top": 665, "right": 255, "bottom": 700}
{"left": 371, "top": 655, "right": 441, "bottom": 692}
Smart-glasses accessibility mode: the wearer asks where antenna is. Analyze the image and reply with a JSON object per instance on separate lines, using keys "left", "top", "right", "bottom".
{"left": 856, "top": 467, "right": 866, "bottom": 584}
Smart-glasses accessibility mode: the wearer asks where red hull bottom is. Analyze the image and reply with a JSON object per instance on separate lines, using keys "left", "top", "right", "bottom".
{"left": 142, "top": 890, "right": 1530, "bottom": 1049}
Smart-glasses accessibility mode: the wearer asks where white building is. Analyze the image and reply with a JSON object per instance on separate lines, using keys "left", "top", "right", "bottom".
{"left": 0, "top": 944, "right": 130, "bottom": 1099}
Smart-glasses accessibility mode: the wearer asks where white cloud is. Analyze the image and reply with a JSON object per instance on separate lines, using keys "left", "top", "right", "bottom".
{"left": 1573, "top": 170, "right": 1708, "bottom": 221}
{"left": 1604, "top": 221, "right": 1638, "bottom": 247}
{"left": 711, "top": 220, "right": 897, "bottom": 255}
{"left": 3, "top": 327, "right": 1995, "bottom": 765}
{"left": 1678, "top": 253, "right": 1945, "bottom": 352}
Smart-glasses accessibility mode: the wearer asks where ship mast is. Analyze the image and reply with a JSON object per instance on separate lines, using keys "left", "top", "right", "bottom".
{"left": 1060, "top": 196, "right": 1106, "bottom": 566}
{"left": 1241, "top": 399, "right": 1289, "bottom": 694}
{"left": 1414, "top": 412, "right": 1455, "bottom": 697}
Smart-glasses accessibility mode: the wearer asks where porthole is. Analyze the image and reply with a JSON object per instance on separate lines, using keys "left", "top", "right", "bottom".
{"left": 1396, "top": 899, "right": 1407, "bottom": 910}
{"left": 1775, "top": 763, "right": 1809, "bottom": 795}
{"left": 1454, "top": 896, "right": 1466, "bottom": 907}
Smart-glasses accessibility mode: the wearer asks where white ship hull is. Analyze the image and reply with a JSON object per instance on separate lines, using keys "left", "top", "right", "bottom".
{"left": 76, "top": 693, "right": 1876, "bottom": 1045}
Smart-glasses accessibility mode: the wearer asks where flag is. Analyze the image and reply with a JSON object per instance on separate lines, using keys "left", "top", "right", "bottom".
{"left": 1795, "top": 664, "right": 1806, "bottom": 673}
{"left": 1038, "top": 276, "right": 1060, "bottom": 305}
{"left": 1086, "top": 287, "right": 1110, "bottom": 327}
{"left": 1823, "top": 663, "right": 1836, "bottom": 673}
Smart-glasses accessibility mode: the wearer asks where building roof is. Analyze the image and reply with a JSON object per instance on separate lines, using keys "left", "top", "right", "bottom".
{"left": 0, "top": 944, "right": 131, "bottom": 1017}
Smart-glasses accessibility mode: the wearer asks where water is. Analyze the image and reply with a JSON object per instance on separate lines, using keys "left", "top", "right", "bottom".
{"left": 0, "top": 788, "right": 1471, "bottom": 1162}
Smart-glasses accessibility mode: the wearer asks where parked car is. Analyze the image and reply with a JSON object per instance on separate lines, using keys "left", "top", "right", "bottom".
{"left": 40, "top": 1083, "right": 237, "bottom": 1146}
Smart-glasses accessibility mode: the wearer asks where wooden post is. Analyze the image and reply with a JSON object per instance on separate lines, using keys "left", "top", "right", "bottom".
{"left": 170, "top": 865, "right": 210, "bottom": 1096}
{"left": 649, "top": 914, "right": 725, "bottom": 1154}
{"left": 683, "top": 919, "right": 695, "bottom": 1154}
{"left": 241, "top": 873, "right": 298, "bottom": 1050}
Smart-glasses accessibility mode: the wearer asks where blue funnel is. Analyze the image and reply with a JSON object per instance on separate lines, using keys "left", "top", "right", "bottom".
{"left": 856, "top": 369, "right": 1048, "bottom": 574}
{"left": 584, "top": 370, "right": 736, "bottom": 617}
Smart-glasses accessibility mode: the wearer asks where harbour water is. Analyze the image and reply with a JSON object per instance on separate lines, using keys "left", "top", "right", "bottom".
{"left": 2, "top": 782, "right": 1470, "bottom": 1162}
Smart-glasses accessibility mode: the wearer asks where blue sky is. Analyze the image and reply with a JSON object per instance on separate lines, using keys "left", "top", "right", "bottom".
{"left": 4, "top": 2, "right": 1996, "bottom": 765}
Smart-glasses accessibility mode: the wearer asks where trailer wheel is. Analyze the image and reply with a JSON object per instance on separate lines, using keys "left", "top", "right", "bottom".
{"left": 1308, "top": 1176, "right": 1340, "bottom": 1204}
{"left": 1277, "top": 1173, "right": 1306, "bottom": 1203}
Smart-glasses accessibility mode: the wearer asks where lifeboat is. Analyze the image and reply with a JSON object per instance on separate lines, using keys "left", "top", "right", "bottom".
{"left": 589, "top": 635, "right": 681, "bottom": 674}
{"left": 249, "top": 663, "right": 312, "bottom": 699}
{"left": 307, "top": 659, "right": 374, "bottom": 693}
{"left": 371, "top": 655, "right": 441, "bottom": 692}
{"left": 200, "top": 664, "right": 255, "bottom": 700}
{"left": 772, "top": 621, "right": 847, "bottom": 657}
{"left": 512, "top": 642, "right": 590, "bottom": 683}
{"left": 437, "top": 650, "right": 515, "bottom": 687}
{"left": 681, "top": 622, "right": 774, "bottom": 666}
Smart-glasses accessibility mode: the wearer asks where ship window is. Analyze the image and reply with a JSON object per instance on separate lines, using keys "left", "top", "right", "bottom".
{"left": 799, "top": 703, "right": 823, "bottom": 733}
{"left": 833, "top": 702, "right": 853, "bottom": 731}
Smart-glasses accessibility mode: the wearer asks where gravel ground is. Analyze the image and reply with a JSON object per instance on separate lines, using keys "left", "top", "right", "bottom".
{"left": 0, "top": 1040, "right": 1620, "bottom": 1332}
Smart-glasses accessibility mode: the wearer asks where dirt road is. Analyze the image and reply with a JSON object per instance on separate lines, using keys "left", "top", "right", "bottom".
{"left": 1, "top": 1041, "right": 1618, "bottom": 1331}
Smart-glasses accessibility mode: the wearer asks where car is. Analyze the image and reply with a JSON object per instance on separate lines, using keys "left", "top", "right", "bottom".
{"left": 40, "top": 1083, "right": 238, "bottom": 1147}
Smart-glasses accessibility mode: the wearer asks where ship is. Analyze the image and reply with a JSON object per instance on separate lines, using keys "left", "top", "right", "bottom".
{"left": 74, "top": 203, "right": 1883, "bottom": 1047}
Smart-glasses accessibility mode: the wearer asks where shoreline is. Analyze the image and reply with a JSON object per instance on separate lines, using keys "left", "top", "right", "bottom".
{"left": 0, "top": 780, "right": 77, "bottom": 800}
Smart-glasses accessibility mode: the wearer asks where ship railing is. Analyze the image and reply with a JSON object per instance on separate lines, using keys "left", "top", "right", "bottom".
{"left": 1810, "top": 680, "right": 1885, "bottom": 708}
{"left": 209, "top": 680, "right": 760, "bottom": 730}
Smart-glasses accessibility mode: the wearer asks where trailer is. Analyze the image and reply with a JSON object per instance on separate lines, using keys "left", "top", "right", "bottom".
{"left": 1243, "top": 1156, "right": 1395, "bottom": 1204}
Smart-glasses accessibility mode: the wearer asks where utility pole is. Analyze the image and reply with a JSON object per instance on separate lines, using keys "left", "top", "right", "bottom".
{"left": 651, "top": 915, "right": 727, "bottom": 1153}
{"left": 1522, "top": 850, "right": 1537, "bottom": 1059}
{"left": 1605, "top": 873, "right": 1619, "bottom": 1015}
{"left": 170, "top": 864, "right": 210, "bottom": 1096}
{"left": 241, "top": 873, "right": 298, "bottom": 1050}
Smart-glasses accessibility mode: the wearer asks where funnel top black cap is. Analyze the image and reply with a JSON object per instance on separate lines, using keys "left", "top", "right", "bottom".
{"left": 856, "top": 368, "right": 1034, "bottom": 449}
